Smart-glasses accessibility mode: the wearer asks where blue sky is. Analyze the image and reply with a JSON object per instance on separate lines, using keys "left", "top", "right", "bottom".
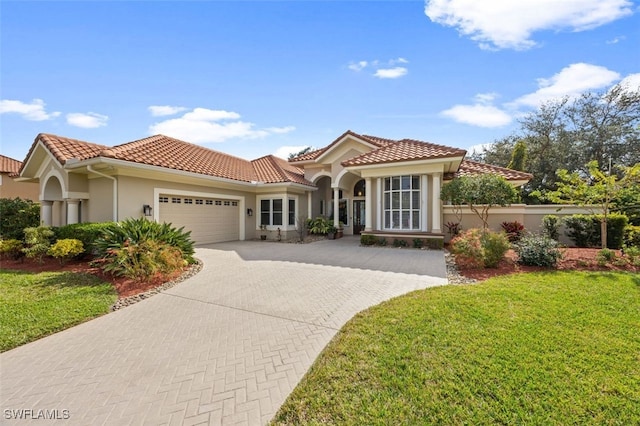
{"left": 1, "top": 1, "right": 639, "bottom": 162}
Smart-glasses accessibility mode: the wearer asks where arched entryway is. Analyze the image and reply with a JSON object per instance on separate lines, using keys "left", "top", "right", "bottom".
{"left": 41, "top": 175, "right": 64, "bottom": 226}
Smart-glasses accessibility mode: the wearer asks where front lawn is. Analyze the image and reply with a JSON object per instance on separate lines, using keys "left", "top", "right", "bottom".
{"left": 0, "top": 269, "right": 117, "bottom": 352}
{"left": 273, "top": 271, "right": 640, "bottom": 425}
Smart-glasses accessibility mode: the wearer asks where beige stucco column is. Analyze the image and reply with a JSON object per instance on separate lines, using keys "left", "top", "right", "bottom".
{"left": 66, "top": 199, "right": 80, "bottom": 224}
{"left": 307, "top": 191, "right": 312, "bottom": 219}
{"left": 333, "top": 188, "right": 340, "bottom": 227}
{"left": 431, "top": 173, "right": 442, "bottom": 233}
{"left": 41, "top": 200, "right": 53, "bottom": 226}
{"left": 376, "top": 177, "right": 382, "bottom": 230}
{"left": 364, "top": 177, "right": 372, "bottom": 232}
{"left": 421, "top": 175, "right": 429, "bottom": 232}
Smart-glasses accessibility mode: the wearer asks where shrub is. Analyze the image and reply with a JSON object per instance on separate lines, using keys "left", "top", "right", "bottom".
{"left": 624, "top": 246, "right": 640, "bottom": 266}
{"left": 53, "top": 222, "right": 113, "bottom": 256}
{"left": 426, "top": 238, "right": 444, "bottom": 250}
{"left": 376, "top": 237, "right": 388, "bottom": 246}
{"left": 413, "top": 238, "right": 424, "bottom": 249}
{"left": 0, "top": 239, "right": 24, "bottom": 260}
{"left": 393, "top": 239, "right": 408, "bottom": 248}
{"left": 624, "top": 225, "right": 640, "bottom": 248}
{"left": 450, "top": 229, "right": 484, "bottom": 269}
{"left": 99, "top": 240, "right": 184, "bottom": 280}
{"left": 48, "top": 239, "right": 84, "bottom": 264}
{"left": 94, "top": 218, "right": 194, "bottom": 263}
{"left": 22, "top": 226, "right": 54, "bottom": 264}
{"left": 515, "top": 234, "right": 563, "bottom": 268}
{"left": 308, "top": 217, "right": 332, "bottom": 235}
{"left": 360, "top": 235, "right": 377, "bottom": 246}
{"left": 501, "top": 221, "right": 525, "bottom": 242}
{"left": 0, "top": 197, "right": 40, "bottom": 240}
{"left": 481, "top": 231, "right": 510, "bottom": 268}
{"left": 445, "top": 221, "right": 460, "bottom": 236}
{"left": 596, "top": 248, "right": 616, "bottom": 266}
{"left": 562, "top": 213, "right": 628, "bottom": 249}
{"left": 541, "top": 215, "right": 560, "bottom": 241}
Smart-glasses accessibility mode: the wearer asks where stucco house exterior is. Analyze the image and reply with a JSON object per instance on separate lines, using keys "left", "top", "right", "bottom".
{"left": 17, "top": 130, "right": 531, "bottom": 244}
{"left": 0, "top": 154, "right": 39, "bottom": 200}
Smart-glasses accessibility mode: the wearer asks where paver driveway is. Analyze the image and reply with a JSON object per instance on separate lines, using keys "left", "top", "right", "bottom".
{"left": 1, "top": 238, "right": 447, "bottom": 425}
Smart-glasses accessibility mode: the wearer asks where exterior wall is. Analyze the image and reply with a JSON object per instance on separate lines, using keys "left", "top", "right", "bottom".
{"left": 87, "top": 177, "right": 115, "bottom": 223}
{"left": 443, "top": 204, "right": 596, "bottom": 245}
{"left": 0, "top": 173, "right": 40, "bottom": 200}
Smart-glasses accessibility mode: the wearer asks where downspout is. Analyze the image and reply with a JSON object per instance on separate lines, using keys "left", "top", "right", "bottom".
{"left": 86, "top": 165, "right": 118, "bottom": 221}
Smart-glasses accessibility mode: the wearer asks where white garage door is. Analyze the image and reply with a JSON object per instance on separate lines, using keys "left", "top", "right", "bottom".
{"left": 159, "top": 195, "right": 240, "bottom": 245}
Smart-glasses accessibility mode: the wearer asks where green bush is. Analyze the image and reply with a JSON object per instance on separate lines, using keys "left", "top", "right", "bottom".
{"left": 426, "top": 238, "right": 444, "bottom": 250}
{"left": 48, "top": 239, "right": 84, "bottom": 264}
{"left": 515, "top": 234, "right": 563, "bottom": 268}
{"left": 22, "top": 226, "right": 54, "bottom": 264}
{"left": 541, "top": 215, "right": 560, "bottom": 241}
{"left": 596, "top": 248, "right": 616, "bottom": 266}
{"left": 53, "top": 222, "right": 113, "bottom": 256}
{"left": 308, "top": 217, "right": 332, "bottom": 235}
{"left": 94, "top": 218, "right": 195, "bottom": 263}
{"left": 624, "top": 225, "right": 640, "bottom": 248}
{"left": 451, "top": 229, "right": 509, "bottom": 269}
{"left": 0, "top": 197, "right": 40, "bottom": 240}
{"left": 376, "top": 237, "right": 388, "bottom": 246}
{"left": 0, "top": 239, "right": 24, "bottom": 260}
{"left": 412, "top": 238, "right": 424, "bottom": 249}
{"left": 360, "top": 235, "right": 377, "bottom": 246}
{"left": 393, "top": 239, "right": 408, "bottom": 248}
{"left": 562, "top": 213, "right": 628, "bottom": 249}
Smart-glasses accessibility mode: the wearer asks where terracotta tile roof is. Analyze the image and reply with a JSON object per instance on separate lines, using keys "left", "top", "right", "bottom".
{"left": 23, "top": 133, "right": 314, "bottom": 186}
{"left": 289, "top": 130, "right": 392, "bottom": 162}
{"left": 0, "top": 154, "right": 22, "bottom": 176}
{"left": 251, "top": 155, "right": 312, "bottom": 185}
{"left": 341, "top": 138, "right": 466, "bottom": 166}
{"left": 445, "top": 160, "right": 533, "bottom": 181}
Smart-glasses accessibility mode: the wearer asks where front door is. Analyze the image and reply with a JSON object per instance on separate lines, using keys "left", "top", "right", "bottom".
{"left": 353, "top": 200, "right": 365, "bottom": 235}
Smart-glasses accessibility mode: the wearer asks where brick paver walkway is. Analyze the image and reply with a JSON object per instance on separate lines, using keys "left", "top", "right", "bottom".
{"left": 1, "top": 238, "right": 447, "bottom": 425}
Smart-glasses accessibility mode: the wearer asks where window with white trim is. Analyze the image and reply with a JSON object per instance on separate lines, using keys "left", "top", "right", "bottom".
{"left": 259, "top": 197, "right": 296, "bottom": 228}
{"left": 383, "top": 175, "right": 420, "bottom": 230}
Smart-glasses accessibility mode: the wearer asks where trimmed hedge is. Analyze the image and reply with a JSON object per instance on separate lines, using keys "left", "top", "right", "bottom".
{"left": 562, "top": 213, "right": 628, "bottom": 249}
{"left": 0, "top": 197, "right": 40, "bottom": 240}
{"left": 53, "top": 222, "right": 114, "bottom": 256}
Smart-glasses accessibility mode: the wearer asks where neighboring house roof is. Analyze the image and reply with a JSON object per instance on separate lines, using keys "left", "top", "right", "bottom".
{"left": 23, "top": 133, "right": 313, "bottom": 187}
{"left": 445, "top": 160, "right": 533, "bottom": 182}
{"left": 0, "top": 154, "right": 23, "bottom": 177}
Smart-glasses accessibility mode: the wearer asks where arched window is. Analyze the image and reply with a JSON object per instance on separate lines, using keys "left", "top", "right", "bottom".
{"left": 353, "top": 179, "right": 366, "bottom": 197}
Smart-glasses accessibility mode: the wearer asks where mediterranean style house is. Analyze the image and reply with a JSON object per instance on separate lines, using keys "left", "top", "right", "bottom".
{"left": 17, "top": 130, "right": 531, "bottom": 244}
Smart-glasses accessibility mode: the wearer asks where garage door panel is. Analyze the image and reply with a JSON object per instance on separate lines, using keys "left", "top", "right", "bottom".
{"left": 159, "top": 196, "right": 239, "bottom": 245}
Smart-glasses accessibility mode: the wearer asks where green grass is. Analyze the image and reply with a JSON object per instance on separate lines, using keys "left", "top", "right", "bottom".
{"left": 0, "top": 269, "right": 117, "bottom": 352}
{"left": 273, "top": 271, "right": 640, "bottom": 425}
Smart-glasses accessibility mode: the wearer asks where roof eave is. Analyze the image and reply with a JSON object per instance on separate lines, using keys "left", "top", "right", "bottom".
{"left": 343, "top": 155, "right": 466, "bottom": 171}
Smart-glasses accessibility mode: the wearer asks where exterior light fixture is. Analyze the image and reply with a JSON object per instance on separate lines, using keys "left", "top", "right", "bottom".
{"left": 247, "top": 208, "right": 253, "bottom": 216}
{"left": 143, "top": 204, "right": 152, "bottom": 216}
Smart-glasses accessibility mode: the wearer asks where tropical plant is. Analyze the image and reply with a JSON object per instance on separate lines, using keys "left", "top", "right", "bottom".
{"left": 541, "top": 215, "right": 560, "bottom": 240}
{"left": 501, "top": 221, "right": 525, "bottom": 242}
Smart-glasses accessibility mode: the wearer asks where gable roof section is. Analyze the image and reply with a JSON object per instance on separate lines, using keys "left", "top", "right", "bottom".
{"left": 1, "top": 154, "right": 22, "bottom": 176}
{"left": 341, "top": 138, "right": 466, "bottom": 167}
{"left": 289, "top": 130, "right": 394, "bottom": 163}
{"left": 22, "top": 133, "right": 312, "bottom": 186}
{"left": 445, "top": 160, "right": 533, "bottom": 182}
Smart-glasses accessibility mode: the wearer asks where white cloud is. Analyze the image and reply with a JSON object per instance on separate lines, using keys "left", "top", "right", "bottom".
{"left": 441, "top": 103, "right": 512, "bottom": 127}
{"left": 66, "top": 112, "right": 109, "bottom": 128}
{"left": 148, "top": 105, "right": 187, "bottom": 116}
{"left": 606, "top": 35, "right": 625, "bottom": 44}
{"left": 618, "top": 73, "right": 640, "bottom": 91}
{"left": 149, "top": 107, "right": 295, "bottom": 143}
{"left": 512, "top": 63, "right": 620, "bottom": 107}
{"left": 425, "top": 0, "right": 633, "bottom": 50}
{"left": 348, "top": 58, "right": 410, "bottom": 79}
{"left": 0, "top": 99, "right": 61, "bottom": 121}
{"left": 348, "top": 61, "right": 368, "bottom": 72}
{"left": 274, "top": 145, "right": 310, "bottom": 159}
{"left": 374, "top": 67, "right": 408, "bottom": 79}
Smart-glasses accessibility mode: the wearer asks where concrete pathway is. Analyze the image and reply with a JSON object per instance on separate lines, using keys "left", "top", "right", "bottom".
{"left": 1, "top": 238, "right": 447, "bottom": 425}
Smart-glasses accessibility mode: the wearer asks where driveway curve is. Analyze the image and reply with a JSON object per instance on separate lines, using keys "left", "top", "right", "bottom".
{"left": 1, "top": 238, "right": 447, "bottom": 425}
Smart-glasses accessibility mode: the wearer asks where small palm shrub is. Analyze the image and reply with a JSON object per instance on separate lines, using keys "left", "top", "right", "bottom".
{"left": 0, "top": 239, "right": 24, "bottom": 260}
{"left": 450, "top": 229, "right": 510, "bottom": 269}
{"left": 515, "top": 233, "right": 563, "bottom": 268}
{"left": 22, "top": 226, "right": 54, "bottom": 264}
{"left": 501, "top": 221, "right": 525, "bottom": 242}
{"left": 308, "top": 217, "right": 332, "bottom": 235}
{"left": 48, "top": 239, "right": 84, "bottom": 264}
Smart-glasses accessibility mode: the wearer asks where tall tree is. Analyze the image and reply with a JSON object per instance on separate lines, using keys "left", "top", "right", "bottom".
{"left": 507, "top": 140, "right": 527, "bottom": 171}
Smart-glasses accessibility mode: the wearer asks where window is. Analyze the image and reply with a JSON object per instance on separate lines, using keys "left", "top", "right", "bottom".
{"left": 224, "top": 201, "right": 230, "bottom": 206}
{"left": 159, "top": 196, "right": 168, "bottom": 203}
{"left": 184, "top": 198, "right": 193, "bottom": 204}
{"left": 231, "top": 201, "right": 238, "bottom": 206}
{"left": 215, "top": 200, "right": 222, "bottom": 206}
{"left": 260, "top": 199, "right": 271, "bottom": 226}
{"left": 383, "top": 175, "right": 420, "bottom": 230}
{"left": 172, "top": 197, "right": 181, "bottom": 204}
{"left": 195, "top": 199, "right": 203, "bottom": 205}
{"left": 205, "top": 200, "right": 213, "bottom": 205}
{"left": 288, "top": 199, "right": 296, "bottom": 225}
